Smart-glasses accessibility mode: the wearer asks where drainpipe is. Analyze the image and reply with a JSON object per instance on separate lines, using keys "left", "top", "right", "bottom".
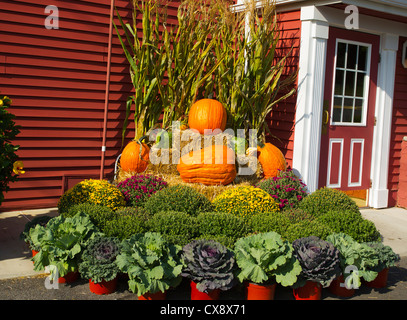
{"left": 100, "top": 0, "right": 115, "bottom": 180}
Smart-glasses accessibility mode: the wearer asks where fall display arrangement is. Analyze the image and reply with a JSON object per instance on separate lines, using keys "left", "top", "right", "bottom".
{"left": 5, "top": 0, "right": 401, "bottom": 301}
{"left": 21, "top": 96, "right": 400, "bottom": 300}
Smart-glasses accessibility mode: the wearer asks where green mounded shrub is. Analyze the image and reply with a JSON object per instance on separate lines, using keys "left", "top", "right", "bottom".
{"left": 196, "top": 212, "right": 250, "bottom": 245}
{"left": 256, "top": 169, "right": 308, "bottom": 210}
{"left": 316, "top": 210, "right": 381, "bottom": 243}
{"left": 57, "top": 179, "right": 126, "bottom": 213}
{"left": 63, "top": 203, "right": 115, "bottom": 230}
{"left": 148, "top": 211, "right": 199, "bottom": 246}
{"left": 102, "top": 213, "right": 150, "bottom": 241}
{"left": 248, "top": 212, "right": 291, "bottom": 236}
{"left": 99, "top": 205, "right": 151, "bottom": 241}
{"left": 281, "top": 207, "right": 315, "bottom": 223}
{"left": 193, "top": 234, "right": 237, "bottom": 250}
{"left": 143, "top": 184, "right": 214, "bottom": 216}
{"left": 298, "top": 187, "right": 359, "bottom": 217}
{"left": 282, "top": 219, "right": 334, "bottom": 243}
{"left": 212, "top": 186, "right": 279, "bottom": 221}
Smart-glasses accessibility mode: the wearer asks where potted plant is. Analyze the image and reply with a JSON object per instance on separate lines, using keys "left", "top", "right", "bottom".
{"left": 29, "top": 212, "right": 99, "bottom": 283}
{"left": 79, "top": 235, "right": 121, "bottom": 295}
{"left": 291, "top": 236, "right": 342, "bottom": 300}
{"left": 181, "top": 239, "right": 237, "bottom": 300}
{"left": 363, "top": 242, "right": 400, "bottom": 288}
{"left": 116, "top": 232, "right": 183, "bottom": 300}
{"left": 326, "top": 233, "right": 379, "bottom": 297}
{"left": 234, "top": 231, "right": 302, "bottom": 300}
{"left": 20, "top": 215, "right": 53, "bottom": 257}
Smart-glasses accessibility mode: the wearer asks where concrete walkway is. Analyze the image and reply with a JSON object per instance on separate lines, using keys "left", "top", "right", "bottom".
{"left": 0, "top": 206, "right": 406, "bottom": 280}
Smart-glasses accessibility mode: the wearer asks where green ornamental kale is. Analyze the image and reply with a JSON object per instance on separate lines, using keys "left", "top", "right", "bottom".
{"left": 181, "top": 239, "right": 237, "bottom": 293}
{"left": 79, "top": 235, "right": 121, "bottom": 283}
{"left": 365, "top": 242, "right": 400, "bottom": 272}
{"left": 292, "top": 236, "right": 341, "bottom": 288}
{"left": 116, "top": 232, "right": 183, "bottom": 296}
{"left": 326, "top": 233, "right": 380, "bottom": 289}
{"left": 29, "top": 212, "right": 99, "bottom": 278}
{"left": 234, "top": 231, "right": 302, "bottom": 287}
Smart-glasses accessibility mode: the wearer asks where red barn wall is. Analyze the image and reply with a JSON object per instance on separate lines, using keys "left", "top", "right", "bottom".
{"left": 0, "top": 0, "right": 181, "bottom": 211}
{"left": 267, "top": 10, "right": 301, "bottom": 168}
{"left": 389, "top": 36, "right": 407, "bottom": 207}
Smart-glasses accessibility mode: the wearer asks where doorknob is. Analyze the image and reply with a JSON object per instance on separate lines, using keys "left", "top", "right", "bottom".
{"left": 323, "top": 110, "right": 330, "bottom": 124}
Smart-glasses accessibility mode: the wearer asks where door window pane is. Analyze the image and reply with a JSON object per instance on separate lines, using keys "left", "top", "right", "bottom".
{"left": 331, "top": 41, "right": 370, "bottom": 125}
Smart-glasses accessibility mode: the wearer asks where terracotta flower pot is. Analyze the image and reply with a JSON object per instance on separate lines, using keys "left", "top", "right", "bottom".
{"left": 246, "top": 282, "right": 276, "bottom": 300}
{"left": 89, "top": 278, "right": 117, "bottom": 295}
{"left": 328, "top": 275, "right": 355, "bottom": 297}
{"left": 58, "top": 271, "right": 79, "bottom": 284}
{"left": 138, "top": 290, "right": 167, "bottom": 300}
{"left": 293, "top": 281, "right": 322, "bottom": 300}
{"left": 190, "top": 281, "right": 220, "bottom": 300}
{"left": 364, "top": 268, "right": 389, "bottom": 289}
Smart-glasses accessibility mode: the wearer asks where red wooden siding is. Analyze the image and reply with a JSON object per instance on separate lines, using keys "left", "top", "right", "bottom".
{"left": 266, "top": 10, "right": 301, "bottom": 167}
{"left": 0, "top": 0, "right": 181, "bottom": 211}
{"left": 389, "top": 36, "right": 407, "bottom": 207}
{"left": 0, "top": 0, "right": 296, "bottom": 212}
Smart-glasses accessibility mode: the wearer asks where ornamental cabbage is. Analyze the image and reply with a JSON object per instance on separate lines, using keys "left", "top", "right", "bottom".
{"left": 79, "top": 235, "right": 121, "bottom": 283}
{"left": 29, "top": 212, "right": 99, "bottom": 278}
{"left": 116, "top": 232, "right": 183, "bottom": 296}
{"left": 234, "top": 231, "right": 302, "bottom": 287}
{"left": 326, "top": 233, "right": 380, "bottom": 288}
{"left": 292, "top": 236, "right": 341, "bottom": 288}
{"left": 365, "top": 242, "right": 400, "bottom": 272}
{"left": 181, "top": 239, "right": 237, "bottom": 293}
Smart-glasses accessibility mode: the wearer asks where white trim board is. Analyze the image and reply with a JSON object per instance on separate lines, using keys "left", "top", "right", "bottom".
{"left": 293, "top": 5, "right": 399, "bottom": 208}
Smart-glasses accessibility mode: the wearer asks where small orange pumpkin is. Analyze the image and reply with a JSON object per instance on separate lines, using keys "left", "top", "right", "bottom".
{"left": 188, "top": 99, "right": 227, "bottom": 135}
{"left": 257, "top": 142, "right": 286, "bottom": 179}
{"left": 177, "top": 144, "right": 236, "bottom": 186}
{"left": 120, "top": 138, "right": 150, "bottom": 173}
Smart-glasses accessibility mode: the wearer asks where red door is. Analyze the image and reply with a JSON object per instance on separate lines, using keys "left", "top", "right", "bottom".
{"left": 319, "top": 28, "right": 380, "bottom": 193}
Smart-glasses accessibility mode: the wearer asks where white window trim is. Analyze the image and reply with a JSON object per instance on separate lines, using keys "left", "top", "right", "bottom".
{"left": 330, "top": 39, "right": 372, "bottom": 127}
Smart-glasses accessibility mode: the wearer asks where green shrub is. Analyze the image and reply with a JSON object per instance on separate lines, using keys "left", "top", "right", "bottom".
{"left": 256, "top": 169, "right": 308, "bottom": 209}
{"left": 114, "top": 206, "right": 152, "bottom": 220}
{"left": 282, "top": 219, "right": 334, "bottom": 243}
{"left": 193, "top": 234, "right": 237, "bottom": 249}
{"left": 298, "top": 187, "right": 359, "bottom": 217}
{"left": 212, "top": 186, "right": 279, "bottom": 221}
{"left": 148, "top": 211, "right": 199, "bottom": 246}
{"left": 143, "top": 184, "right": 213, "bottom": 216}
{"left": 196, "top": 212, "right": 250, "bottom": 244}
{"left": 102, "top": 214, "right": 150, "bottom": 241}
{"left": 248, "top": 212, "right": 291, "bottom": 235}
{"left": 57, "top": 179, "right": 126, "bottom": 213}
{"left": 0, "top": 95, "right": 22, "bottom": 206}
{"left": 63, "top": 203, "right": 115, "bottom": 230}
{"left": 281, "top": 207, "right": 315, "bottom": 223}
{"left": 316, "top": 210, "right": 381, "bottom": 243}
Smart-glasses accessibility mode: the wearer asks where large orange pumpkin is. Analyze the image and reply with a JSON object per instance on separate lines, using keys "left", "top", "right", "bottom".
{"left": 120, "top": 139, "right": 150, "bottom": 173}
{"left": 177, "top": 144, "right": 236, "bottom": 186}
{"left": 257, "top": 142, "right": 286, "bottom": 179}
{"left": 188, "top": 99, "right": 227, "bottom": 135}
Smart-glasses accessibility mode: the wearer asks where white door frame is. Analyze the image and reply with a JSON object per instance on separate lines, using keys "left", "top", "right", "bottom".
{"left": 292, "top": 5, "right": 401, "bottom": 208}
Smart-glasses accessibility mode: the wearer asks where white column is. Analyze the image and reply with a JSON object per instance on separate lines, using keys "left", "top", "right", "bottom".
{"left": 369, "top": 33, "right": 399, "bottom": 208}
{"left": 292, "top": 6, "right": 329, "bottom": 193}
